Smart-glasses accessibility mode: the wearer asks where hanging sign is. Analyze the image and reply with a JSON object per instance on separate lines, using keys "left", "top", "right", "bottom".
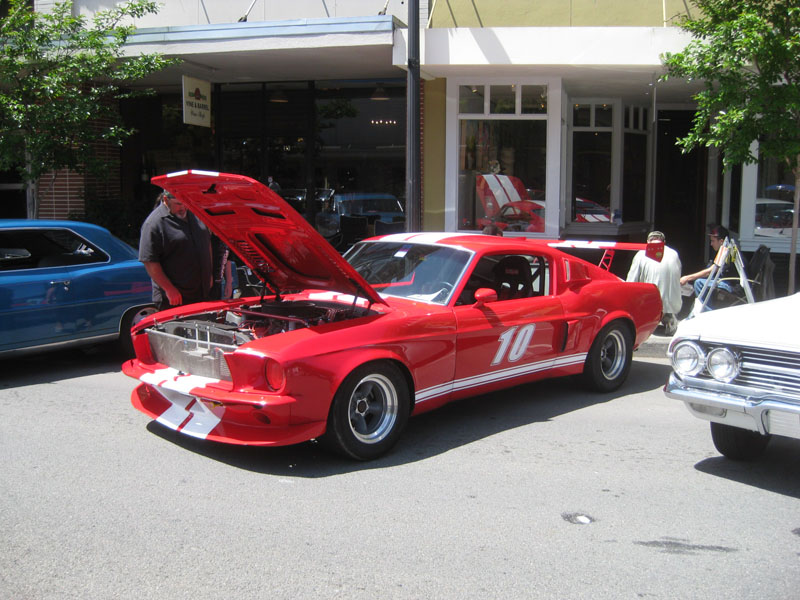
{"left": 182, "top": 76, "right": 211, "bottom": 127}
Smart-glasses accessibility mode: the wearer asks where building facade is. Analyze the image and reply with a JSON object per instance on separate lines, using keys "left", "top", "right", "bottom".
{"left": 11, "top": 0, "right": 796, "bottom": 283}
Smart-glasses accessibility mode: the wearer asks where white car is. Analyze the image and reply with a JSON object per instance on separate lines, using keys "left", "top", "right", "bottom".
{"left": 664, "top": 293, "right": 800, "bottom": 459}
{"left": 755, "top": 198, "right": 794, "bottom": 237}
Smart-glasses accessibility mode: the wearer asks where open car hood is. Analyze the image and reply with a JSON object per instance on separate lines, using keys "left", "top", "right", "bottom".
{"left": 152, "top": 170, "right": 387, "bottom": 306}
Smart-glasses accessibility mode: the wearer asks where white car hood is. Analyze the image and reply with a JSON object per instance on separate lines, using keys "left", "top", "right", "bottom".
{"left": 673, "top": 293, "right": 800, "bottom": 352}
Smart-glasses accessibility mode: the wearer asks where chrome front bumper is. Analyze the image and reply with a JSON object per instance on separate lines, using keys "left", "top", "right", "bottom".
{"left": 665, "top": 372, "right": 800, "bottom": 439}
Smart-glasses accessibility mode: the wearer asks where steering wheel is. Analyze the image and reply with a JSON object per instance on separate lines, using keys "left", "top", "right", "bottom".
{"left": 432, "top": 282, "right": 454, "bottom": 302}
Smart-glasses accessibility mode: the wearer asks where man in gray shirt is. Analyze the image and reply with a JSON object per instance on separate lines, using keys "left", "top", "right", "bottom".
{"left": 139, "top": 191, "right": 212, "bottom": 311}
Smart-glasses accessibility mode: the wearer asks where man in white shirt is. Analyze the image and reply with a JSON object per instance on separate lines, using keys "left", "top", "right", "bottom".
{"left": 627, "top": 231, "right": 682, "bottom": 335}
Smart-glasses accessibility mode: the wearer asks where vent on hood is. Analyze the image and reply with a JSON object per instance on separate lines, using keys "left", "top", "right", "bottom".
{"left": 251, "top": 207, "right": 286, "bottom": 219}
{"left": 204, "top": 208, "right": 235, "bottom": 217}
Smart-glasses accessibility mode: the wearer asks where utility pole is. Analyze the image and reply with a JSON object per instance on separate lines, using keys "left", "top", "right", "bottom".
{"left": 405, "top": 0, "right": 421, "bottom": 232}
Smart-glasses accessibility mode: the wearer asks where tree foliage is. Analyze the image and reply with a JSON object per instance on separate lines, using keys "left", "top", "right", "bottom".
{"left": 662, "top": 0, "right": 800, "bottom": 292}
{"left": 0, "top": 0, "right": 177, "bottom": 183}
{"left": 662, "top": 0, "right": 800, "bottom": 167}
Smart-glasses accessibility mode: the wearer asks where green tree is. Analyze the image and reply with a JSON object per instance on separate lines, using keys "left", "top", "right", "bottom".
{"left": 662, "top": 0, "right": 800, "bottom": 293}
{"left": 0, "top": 0, "right": 177, "bottom": 217}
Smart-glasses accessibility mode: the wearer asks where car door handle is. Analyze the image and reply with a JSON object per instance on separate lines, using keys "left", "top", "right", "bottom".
{"left": 49, "top": 279, "right": 71, "bottom": 290}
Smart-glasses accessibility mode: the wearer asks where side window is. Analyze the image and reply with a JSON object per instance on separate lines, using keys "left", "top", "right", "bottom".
{"left": 529, "top": 255, "right": 549, "bottom": 295}
{"left": 0, "top": 244, "right": 33, "bottom": 271}
{"left": 0, "top": 229, "right": 108, "bottom": 271}
{"left": 456, "top": 254, "right": 549, "bottom": 305}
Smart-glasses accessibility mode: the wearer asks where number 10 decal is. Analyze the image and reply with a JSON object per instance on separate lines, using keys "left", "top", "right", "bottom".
{"left": 491, "top": 324, "right": 536, "bottom": 366}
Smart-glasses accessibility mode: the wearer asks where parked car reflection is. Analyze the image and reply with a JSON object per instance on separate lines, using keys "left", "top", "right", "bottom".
{"left": 316, "top": 192, "right": 405, "bottom": 244}
{"left": 475, "top": 174, "right": 545, "bottom": 233}
{"left": 573, "top": 198, "right": 612, "bottom": 223}
{"left": 278, "top": 188, "right": 334, "bottom": 217}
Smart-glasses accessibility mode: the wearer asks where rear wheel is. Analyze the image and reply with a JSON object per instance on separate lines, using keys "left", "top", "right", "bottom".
{"left": 119, "top": 305, "right": 157, "bottom": 357}
{"left": 710, "top": 422, "right": 770, "bottom": 460}
{"left": 324, "top": 362, "right": 410, "bottom": 460}
{"left": 583, "top": 321, "right": 633, "bottom": 392}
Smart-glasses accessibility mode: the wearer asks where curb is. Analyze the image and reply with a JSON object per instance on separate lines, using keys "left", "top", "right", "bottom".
{"left": 635, "top": 333, "right": 672, "bottom": 359}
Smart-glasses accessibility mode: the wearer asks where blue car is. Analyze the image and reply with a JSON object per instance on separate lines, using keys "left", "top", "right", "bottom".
{"left": 0, "top": 220, "right": 155, "bottom": 358}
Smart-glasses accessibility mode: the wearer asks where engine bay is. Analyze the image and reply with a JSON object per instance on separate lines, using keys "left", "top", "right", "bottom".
{"left": 142, "top": 299, "right": 374, "bottom": 380}
{"left": 148, "top": 299, "right": 369, "bottom": 347}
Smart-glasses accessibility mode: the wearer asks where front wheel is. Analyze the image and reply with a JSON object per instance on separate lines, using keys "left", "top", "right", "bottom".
{"left": 324, "top": 362, "right": 410, "bottom": 460}
{"left": 710, "top": 422, "right": 771, "bottom": 460}
{"left": 119, "top": 305, "right": 157, "bottom": 357}
{"left": 583, "top": 321, "right": 633, "bottom": 392}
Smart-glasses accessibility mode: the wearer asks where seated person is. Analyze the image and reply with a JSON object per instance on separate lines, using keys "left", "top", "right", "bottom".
{"left": 680, "top": 224, "right": 737, "bottom": 308}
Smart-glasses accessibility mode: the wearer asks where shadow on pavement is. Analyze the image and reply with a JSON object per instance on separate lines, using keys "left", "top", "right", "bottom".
{"left": 145, "top": 359, "right": 673, "bottom": 477}
{"left": 0, "top": 343, "right": 127, "bottom": 388}
{"left": 693, "top": 437, "right": 800, "bottom": 499}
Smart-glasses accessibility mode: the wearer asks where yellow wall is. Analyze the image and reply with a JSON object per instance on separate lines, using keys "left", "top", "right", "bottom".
{"left": 429, "top": 0, "right": 692, "bottom": 28}
{"left": 422, "top": 78, "right": 447, "bottom": 231}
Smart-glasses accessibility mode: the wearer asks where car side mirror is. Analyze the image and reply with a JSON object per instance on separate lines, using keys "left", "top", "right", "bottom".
{"left": 473, "top": 287, "right": 498, "bottom": 306}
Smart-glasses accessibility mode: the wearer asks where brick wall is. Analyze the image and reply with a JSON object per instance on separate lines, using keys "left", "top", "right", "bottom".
{"left": 36, "top": 118, "right": 121, "bottom": 220}
{"left": 37, "top": 169, "right": 85, "bottom": 219}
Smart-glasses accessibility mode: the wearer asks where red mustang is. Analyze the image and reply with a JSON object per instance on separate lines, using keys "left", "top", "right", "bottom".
{"left": 123, "top": 171, "right": 662, "bottom": 460}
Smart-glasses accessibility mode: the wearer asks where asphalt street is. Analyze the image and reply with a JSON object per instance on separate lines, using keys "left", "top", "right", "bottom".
{"left": 1, "top": 343, "right": 798, "bottom": 599}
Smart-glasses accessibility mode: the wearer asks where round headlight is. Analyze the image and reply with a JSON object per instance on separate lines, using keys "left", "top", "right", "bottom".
{"left": 706, "top": 347, "right": 740, "bottom": 382}
{"left": 265, "top": 358, "right": 285, "bottom": 392}
{"left": 671, "top": 341, "right": 705, "bottom": 377}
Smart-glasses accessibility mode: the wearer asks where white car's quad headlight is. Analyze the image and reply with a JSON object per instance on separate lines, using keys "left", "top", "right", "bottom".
{"left": 706, "top": 347, "right": 740, "bottom": 383}
{"left": 671, "top": 341, "right": 705, "bottom": 377}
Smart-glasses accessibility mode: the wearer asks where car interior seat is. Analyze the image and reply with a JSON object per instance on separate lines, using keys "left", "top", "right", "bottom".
{"left": 492, "top": 255, "right": 533, "bottom": 300}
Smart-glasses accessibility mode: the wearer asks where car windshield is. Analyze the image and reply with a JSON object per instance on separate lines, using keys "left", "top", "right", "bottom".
{"left": 345, "top": 241, "right": 472, "bottom": 305}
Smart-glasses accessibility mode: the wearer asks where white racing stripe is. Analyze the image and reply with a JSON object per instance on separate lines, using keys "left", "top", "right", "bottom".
{"left": 140, "top": 367, "right": 219, "bottom": 393}
{"left": 378, "top": 232, "right": 471, "bottom": 245}
{"left": 140, "top": 367, "right": 222, "bottom": 438}
{"left": 415, "top": 352, "right": 587, "bottom": 405}
{"left": 307, "top": 291, "right": 370, "bottom": 307}
{"left": 482, "top": 174, "right": 522, "bottom": 209}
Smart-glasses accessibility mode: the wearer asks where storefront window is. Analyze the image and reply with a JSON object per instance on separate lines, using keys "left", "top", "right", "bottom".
{"left": 755, "top": 152, "right": 794, "bottom": 237}
{"left": 573, "top": 104, "right": 591, "bottom": 127}
{"left": 458, "top": 120, "right": 547, "bottom": 232}
{"left": 457, "top": 83, "right": 549, "bottom": 234}
{"left": 622, "top": 106, "right": 649, "bottom": 223}
{"left": 571, "top": 102, "right": 613, "bottom": 223}
{"left": 572, "top": 132, "right": 611, "bottom": 222}
{"left": 623, "top": 133, "right": 646, "bottom": 222}
{"left": 459, "top": 85, "right": 485, "bottom": 114}
{"left": 521, "top": 85, "right": 547, "bottom": 114}
{"left": 490, "top": 85, "right": 515, "bottom": 114}
{"left": 595, "top": 104, "right": 613, "bottom": 127}
{"left": 213, "top": 81, "right": 405, "bottom": 235}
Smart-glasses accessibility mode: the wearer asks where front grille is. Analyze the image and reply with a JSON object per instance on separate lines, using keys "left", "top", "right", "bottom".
{"left": 148, "top": 329, "right": 234, "bottom": 381}
{"left": 735, "top": 346, "right": 800, "bottom": 401}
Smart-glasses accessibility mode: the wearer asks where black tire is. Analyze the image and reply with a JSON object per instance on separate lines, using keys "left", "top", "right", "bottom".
{"left": 710, "top": 421, "right": 771, "bottom": 460}
{"left": 323, "top": 362, "right": 410, "bottom": 460}
{"left": 119, "top": 305, "right": 157, "bottom": 357}
{"left": 583, "top": 321, "right": 633, "bottom": 392}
